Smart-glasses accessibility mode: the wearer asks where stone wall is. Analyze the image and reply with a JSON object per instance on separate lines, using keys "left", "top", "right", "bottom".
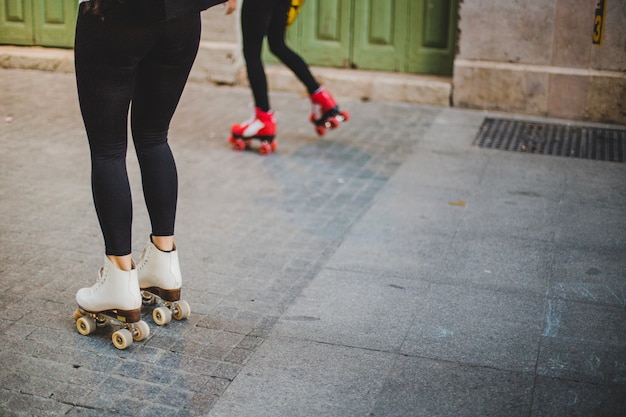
{"left": 190, "top": 3, "right": 242, "bottom": 85}
{"left": 452, "top": 0, "right": 626, "bottom": 124}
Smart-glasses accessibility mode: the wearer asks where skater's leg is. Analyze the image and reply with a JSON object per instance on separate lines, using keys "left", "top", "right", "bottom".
{"left": 131, "top": 14, "right": 200, "bottom": 321}
{"left": 131, "top": 12, "right": 201, "bottom": 246}
{"left": 74, "top": 3, "right": 147, "bottom": 338}
{"left": 241, "top": 0, "right": 274, "bottom": 111}
{"left": 75, "top": 2, "right": 152, "bottom": 267}
{"left": 264, "top": 0, "right": 348, "bottom": 136}
{"left": 229, "top": 0, "right": 278, "bottom": 154}
{"left": 267, "top": 0, "right": 320, "bottom": 94}
{"left": 152, "top": 236, "right": 174, "bottom": 252}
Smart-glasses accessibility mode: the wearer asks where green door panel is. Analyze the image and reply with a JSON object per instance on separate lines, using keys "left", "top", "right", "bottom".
{"left": 33, "top": 0, "right": 78, "bottom": 47}
{"left": 265, "top": 0, "right": 351, "bottom": 68}
{"left": 294, "top": 0, "right": 351, "bottom": 68}
{"left": 351, "top": 0, "right": 409, "bottom": 72}
{"left": 1, "top": 0, "right": 35, "bottom": 45}
{"left": 0, "top": 0, "right": 77, "bottom": 48}
{"left": 407, "top": 0, "right": 458, "bottom": 76}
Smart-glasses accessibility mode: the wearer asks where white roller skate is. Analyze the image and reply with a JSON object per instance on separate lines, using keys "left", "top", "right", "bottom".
{"left": 73, "top": 256, "right": 149, "bottom": 350}
{"left": 137, "top": 237, "right": 191, "bottom": 326}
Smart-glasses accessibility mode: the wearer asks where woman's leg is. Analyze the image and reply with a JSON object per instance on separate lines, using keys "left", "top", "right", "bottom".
{"left": 241, "top": 0, "right": 275, "bottom": 111}
{"left": 267, "top": 0, "right": 320, "bottom": 94}
{"left": 74, "top": 3, "right": 151, "bottom": 267}
{"left": 266, "top": 0, "right": 349, "bottom": 136}
{"left": 130, "top": 11, "right": 202, "bottom": 251}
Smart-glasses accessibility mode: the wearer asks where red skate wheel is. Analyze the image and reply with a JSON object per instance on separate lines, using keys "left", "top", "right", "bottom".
{"left": 315, "top": 125, "right": 326, "bottom": 136}
{"left": 258, "top": 141, "right": 273, "bottom": 155}
{"left": 328, "top": 118, "right": 340, "bottom": 129}
{"left": 232, "top": 138, "right": 246, "bottom": 151}
{"left": 228, "top": 135, "right": 236, "bottom": 145}
{"left": 339, "top": 111, "right": 350, "bottom": 122}
{"left": 271, "top": 141, "right": 277, "bottom": 152}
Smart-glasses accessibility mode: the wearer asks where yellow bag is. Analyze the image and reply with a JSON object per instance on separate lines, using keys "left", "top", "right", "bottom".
{"left": 286, "top": 0, "right": 305, "bottom": 27}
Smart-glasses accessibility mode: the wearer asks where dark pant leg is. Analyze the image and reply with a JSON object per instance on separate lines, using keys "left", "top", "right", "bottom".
{"left": 74, "top": 4, "right": 150, "bottom": 256}
{"left": 241, "top": 0, "right": 275, "bottom": 111}
{"left": 267, "top": 0, "right": 319, "bottom": 94}
{"left": 130, "top": 12, "right": 201, "bottom": 238}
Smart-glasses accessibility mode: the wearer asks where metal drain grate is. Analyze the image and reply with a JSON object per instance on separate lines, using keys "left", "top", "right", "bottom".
{"left": 473, "top": 118, "right": 626, "bottom": 163}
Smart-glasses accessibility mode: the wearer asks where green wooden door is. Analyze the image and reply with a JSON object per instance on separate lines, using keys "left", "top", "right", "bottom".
{"left": 285, "top": 0, "right": 351, "bottom": 68}
{"left": 1, "top": 0, "right": 77, "bottom": 48}
{"left": 407, "top": 0, "right": 458, "bottom": 75}
{"left": 351, "top": 0, "right": 411, "bottom": 72}
{"left": 275, "top": 0, "right": 458, "bottom": 76}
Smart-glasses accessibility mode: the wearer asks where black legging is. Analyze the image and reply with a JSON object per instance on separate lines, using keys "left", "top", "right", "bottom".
{"left": 74, "top": 3, "right": 201, "bottom": 256}
{"left": 242, "top": 0, "right": 320, "bottom": 112}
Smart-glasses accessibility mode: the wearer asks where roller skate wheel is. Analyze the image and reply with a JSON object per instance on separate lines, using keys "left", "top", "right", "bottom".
{"left": 172, "top": 300, "right": 191, "bottom": 320}
{"left": 232, "top": 138, "right": 246, "bottom": 151}
{"left": 112, "top": 328, "right": 133, "bottom": 350}
{"left": 76, "top": 316, "right": 96, "bottom": 336}
{"left": 228, "top": 135, "right": 236, "bottom": 145}
{"left": 339, "top": 111, "right": 350, "bottom": 122}
{"left": 315, "top": 125, "right": 326, "bottom": 136}
{"left": 153, "top": 306, "right": 172, "bottom": 326}
{"left": 327, "top": 118, "right": 340, "bottom": 129}
{"left": 132, "top": 320, "right": 150, "bottom": 341}
{"left": 258, "top": 141, "right": 273, "bottom": 155}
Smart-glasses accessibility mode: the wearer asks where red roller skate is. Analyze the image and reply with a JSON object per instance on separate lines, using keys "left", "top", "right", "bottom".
{"left": 309, "top": 87, "right": 350, "bottom": 136}
{"left": 229, "top": 107, "right": 277, "bottom": 155}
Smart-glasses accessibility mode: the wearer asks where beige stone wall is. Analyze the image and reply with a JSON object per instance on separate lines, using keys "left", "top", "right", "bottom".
{"left": 200, "top": 3, "right": 240, "bottom": 43}
{"left": 189, "top": 2, "right": 243, "bottom": 84}
{"left": 453, "top": 0, "right": 626, "bottom": 124}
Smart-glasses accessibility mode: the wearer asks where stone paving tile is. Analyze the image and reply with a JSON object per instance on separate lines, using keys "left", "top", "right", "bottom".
{"left": 531, "top": 376, "right": 626, "bottom": 417}
{"left": 370, "top": 355, "right": 535, "bottom": 417}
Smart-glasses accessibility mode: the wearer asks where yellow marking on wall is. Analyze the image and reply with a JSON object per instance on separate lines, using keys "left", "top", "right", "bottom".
{"left": 593, "top": 0, "right": 607, "bottom": 45}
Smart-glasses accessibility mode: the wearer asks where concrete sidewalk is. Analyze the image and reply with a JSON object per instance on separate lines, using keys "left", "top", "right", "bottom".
{"left": 1, "top": 67, "right": 625, "bottom": 416}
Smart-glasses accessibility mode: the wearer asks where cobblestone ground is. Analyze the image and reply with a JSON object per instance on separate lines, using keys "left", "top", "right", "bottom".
{"left": 0, "top": 68, "right": 438, "bottom": 416}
